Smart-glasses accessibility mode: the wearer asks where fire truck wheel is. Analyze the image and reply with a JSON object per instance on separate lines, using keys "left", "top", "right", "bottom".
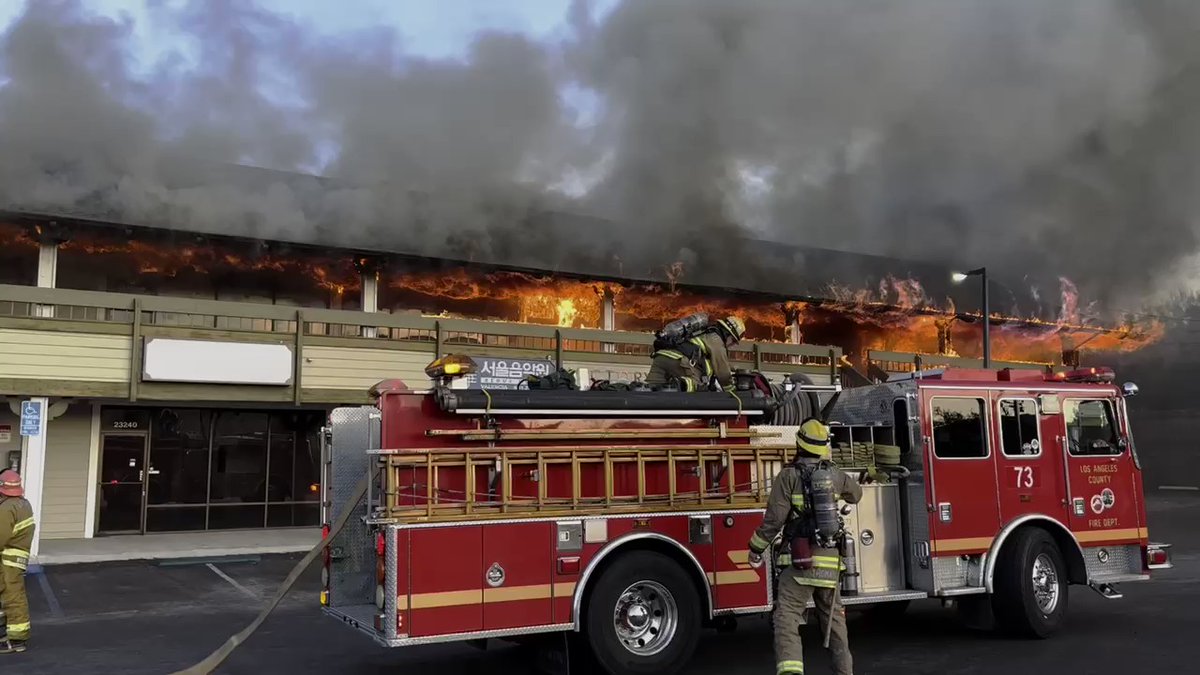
{"left": 585, "top": 550, "right": 701, "bottom": 675}
{"left": 992, "top": 528, "right": 1068, "bottom": 638}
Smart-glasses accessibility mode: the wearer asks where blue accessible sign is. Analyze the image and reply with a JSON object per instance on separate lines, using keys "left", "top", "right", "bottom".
{"left": 20, "top": 399, "right": 43, "bottom": 437}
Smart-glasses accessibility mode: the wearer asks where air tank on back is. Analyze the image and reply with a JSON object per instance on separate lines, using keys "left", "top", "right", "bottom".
{"left": 656, "top": 312, "right": 709, "bottom": 343}
{"left": 809, "top": 466, "right": 839, "bottom": 547}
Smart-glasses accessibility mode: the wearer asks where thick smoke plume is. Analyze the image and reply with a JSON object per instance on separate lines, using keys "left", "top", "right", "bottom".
{"left": 2, "top": 0, "right": 1200, "bottom": 321}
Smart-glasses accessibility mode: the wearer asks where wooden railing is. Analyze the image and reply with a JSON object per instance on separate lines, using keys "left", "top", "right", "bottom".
{"left": 0, "top": 283, "right": 842, "bottom": 375}
{"left": 867, "top": 349, "right": 1050, "bottom": 374}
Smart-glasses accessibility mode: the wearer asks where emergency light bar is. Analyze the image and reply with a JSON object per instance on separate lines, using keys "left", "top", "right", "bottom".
{"left": 1050, "top": 367, "right": 1116, "bottom": 384}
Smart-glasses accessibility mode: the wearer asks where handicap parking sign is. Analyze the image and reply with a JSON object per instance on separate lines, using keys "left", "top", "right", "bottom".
{"left": 20, "top": 400, "right": 42, "bottom": 437}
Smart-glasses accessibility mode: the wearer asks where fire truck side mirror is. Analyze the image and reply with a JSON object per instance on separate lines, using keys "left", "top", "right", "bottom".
{"left": 1122, "top": 382, "right": 1139, "bottom": 397}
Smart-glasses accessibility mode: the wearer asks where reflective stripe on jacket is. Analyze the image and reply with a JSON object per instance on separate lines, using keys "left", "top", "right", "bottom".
{"left": 0, "top": 496, "right": 35, "bottom": 566}
{"left": 748, "top": 460, "right": 862, "bottom": 586}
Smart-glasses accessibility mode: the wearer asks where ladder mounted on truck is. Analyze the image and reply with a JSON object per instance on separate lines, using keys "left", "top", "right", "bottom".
{"left": 369, "top": 443, "right": 795, "bottom": 524}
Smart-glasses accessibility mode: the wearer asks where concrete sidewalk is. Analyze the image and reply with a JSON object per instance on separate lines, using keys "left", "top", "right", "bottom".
{"left": 36, "top": 528, "right": 320, "bottom": 565}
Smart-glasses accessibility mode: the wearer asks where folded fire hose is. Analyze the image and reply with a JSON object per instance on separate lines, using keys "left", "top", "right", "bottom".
{"left": 170, "top": 476, "right": 369, "bottom": 675}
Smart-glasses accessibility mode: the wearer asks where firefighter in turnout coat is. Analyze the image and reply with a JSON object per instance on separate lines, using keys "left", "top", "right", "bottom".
{"left": 0, "top": 470, "right": 34, "bottom": 654}
{"left": 748, "top": 419, "right": 863, "bottom": 675}
{"left": 645, "top": 315, "right": 745, "bottom": 392}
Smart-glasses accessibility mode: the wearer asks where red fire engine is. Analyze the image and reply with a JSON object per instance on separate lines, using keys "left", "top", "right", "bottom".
{"left": 319, "top": 357, "right": 1171, "bottom": 674}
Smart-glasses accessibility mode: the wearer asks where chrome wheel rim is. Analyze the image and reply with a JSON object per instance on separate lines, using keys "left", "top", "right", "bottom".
{"left": 612, "top": 580, "right": 678, "bottom": 656}
{"left": 1032, "top": 553, "right": 1060, "bottom": 614}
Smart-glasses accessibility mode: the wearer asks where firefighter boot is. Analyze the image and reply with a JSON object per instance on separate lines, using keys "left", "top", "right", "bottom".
{"left": 0, "top": 639, "right": 27, "bottom": 654}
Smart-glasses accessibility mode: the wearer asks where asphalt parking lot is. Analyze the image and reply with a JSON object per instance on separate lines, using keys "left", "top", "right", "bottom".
{"left": 11, "top": 492, "right": 1197, "bottom": 675}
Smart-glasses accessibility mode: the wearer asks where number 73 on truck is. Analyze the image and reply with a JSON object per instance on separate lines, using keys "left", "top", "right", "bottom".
{"left": 318, "top": 356, "right": 1172, "bottom": 675}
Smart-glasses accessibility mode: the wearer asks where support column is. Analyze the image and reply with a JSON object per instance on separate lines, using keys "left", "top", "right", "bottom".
{"left": 1061, "top": 334, "right": 1080, "bottom": 368}
{"left": 786, "top": 307, "right": 803, "bottom": 345}
{"left": 18, "top": 396, "right": 49, "bottom": 558}
{"left": 784, "top": 306, "right": 803, "bottom": 367}
{"left": 26, "top": 221, "right": 66, "bottom": 557}
{"left": 355, "top": 256, "right": 382, "bottom": 338}
{"left": 601, "top": 288, "right": 616, "bottom": 353}
{"left": 936, "top": 317, "right": 955, "bottom": 356}
{"left": 35, "top": 227, "right": 62, "bottom": 317}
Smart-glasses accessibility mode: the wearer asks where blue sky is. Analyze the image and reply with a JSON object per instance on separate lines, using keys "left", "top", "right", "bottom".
{"left": 0, "top": 0, "right": 616, "bottom": 61}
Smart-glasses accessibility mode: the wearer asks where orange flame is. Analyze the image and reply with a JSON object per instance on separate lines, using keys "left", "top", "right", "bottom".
{"left": 0, "top": 223, "right": 1165, "bottom": 364}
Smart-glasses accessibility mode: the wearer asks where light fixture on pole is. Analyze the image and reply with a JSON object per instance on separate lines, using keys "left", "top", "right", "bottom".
{"left": 951, "top": 267, "right": 989, "bottom": 368}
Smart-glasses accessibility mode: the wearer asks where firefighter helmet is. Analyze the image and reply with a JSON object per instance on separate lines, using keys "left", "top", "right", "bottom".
{"left": 715, "top": 315, "right": 746, "bottom": 344}
{"left": 0, "top": 469, "right": 23, "bottom": 498}
{"left": 796, "top": 418, "right": 832, "bottom": 459}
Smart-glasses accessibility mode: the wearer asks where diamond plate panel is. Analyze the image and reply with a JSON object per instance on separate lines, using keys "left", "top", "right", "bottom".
{"left": 327, "top": 406, "right": 381, "bottom": 608}
{"left": 1084, "top": 544, "right": 1141, "bottom": 579}
{"left": 933, "top": 556, "right": 970, "bottom": 588}
{"left": 904, "top": 473, "right": 934, "bottom": 592}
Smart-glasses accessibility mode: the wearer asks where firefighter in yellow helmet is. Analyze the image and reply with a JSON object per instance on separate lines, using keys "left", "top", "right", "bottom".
{"left": 645, "top": 315, "right": 745, "bottom": 392}
{"left": 0, "top": 469, "right": 34, "bottom": 654}
{"left": 747, "top": 419, "right": 862, "bottom": 675}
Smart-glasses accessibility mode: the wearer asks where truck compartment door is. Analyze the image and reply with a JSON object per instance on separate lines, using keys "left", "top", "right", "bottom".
{"left": 407, "top": 526, "right": 483, "bottom": 637}
{"left": 711, "top": 513, "right": 768, "bottom": 611}
{"left": 482, "top": 521, "right": 553, "bottom": 630}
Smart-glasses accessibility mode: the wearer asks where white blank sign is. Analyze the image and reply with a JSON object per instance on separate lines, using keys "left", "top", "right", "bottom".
{"left": 142, "top": 338, "right": 294, "bottom": 385}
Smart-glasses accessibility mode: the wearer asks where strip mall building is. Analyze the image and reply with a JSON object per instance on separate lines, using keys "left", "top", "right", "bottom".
{"left": 0, "top": 209, "right": 1139, "bottom": 559}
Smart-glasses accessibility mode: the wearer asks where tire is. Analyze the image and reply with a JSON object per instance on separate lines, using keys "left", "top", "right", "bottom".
{"left": 585, "top": 550, "right": 702, "bottom": 675}
{"left": 991, "top": 528, "right": 1069, "bottom": 638}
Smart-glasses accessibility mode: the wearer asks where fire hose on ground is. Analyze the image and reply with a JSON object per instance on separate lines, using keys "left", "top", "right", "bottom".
{"left": 169, "top": 476, "right": 369, "bottom": 675}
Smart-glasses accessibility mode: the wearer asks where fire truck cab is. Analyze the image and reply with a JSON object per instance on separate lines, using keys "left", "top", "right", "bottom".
{"left": 319, "top": 360, "right": 1170, "bottom": 675}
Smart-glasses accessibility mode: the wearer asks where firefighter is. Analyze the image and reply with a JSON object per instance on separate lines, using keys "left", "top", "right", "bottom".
{"left": 747, "top": 419, "right": 862, "bottom": 675}
{"left": 645, "top": 315, "right": 745, "bottom": 392}
{"left": 0, "top": 469, "right": 34, "bottom": 654}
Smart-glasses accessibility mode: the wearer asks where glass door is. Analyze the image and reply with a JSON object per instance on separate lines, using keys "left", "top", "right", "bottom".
{"left": 97, "top": 433, "right": 150, "bottom": 534}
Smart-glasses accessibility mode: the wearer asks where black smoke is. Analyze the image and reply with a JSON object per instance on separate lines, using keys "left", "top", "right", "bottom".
{"left": 3, "top": 0, "right": 1200, "bottom": 322}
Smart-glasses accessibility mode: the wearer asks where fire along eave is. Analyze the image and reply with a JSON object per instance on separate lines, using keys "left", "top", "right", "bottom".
{"left": 0, "top": 203, "right": 957, "bottom": 298}
{"left": 0, "top": 207, "right": 828, "bottom": 301}
{"left": 0, "top": 207, "right": 1133, "bottom": 340}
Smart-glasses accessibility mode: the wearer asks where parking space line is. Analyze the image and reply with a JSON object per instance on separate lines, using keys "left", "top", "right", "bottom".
{"left": 207, "top": 563, "right": 259, "bottom": 599}
{"left": 1159, "top": 485, "right": 1200, "bottom": 491}
{"left": 36, "top": 572, "right": 65, "bottom": 619}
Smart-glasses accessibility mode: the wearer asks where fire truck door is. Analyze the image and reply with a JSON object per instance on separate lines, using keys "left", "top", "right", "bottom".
{"left": 994, "top": 396, "right": 1069, "bottom": 524}
{"left": 1059, "top": 397, "right": 1142, "bottom": 542}
{"left": 924, "top": 392, "right": 1000, "bottom": 556}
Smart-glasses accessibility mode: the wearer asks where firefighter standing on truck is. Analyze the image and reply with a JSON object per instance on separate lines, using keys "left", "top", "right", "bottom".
{"left": 645, "top": 314, "right": 745, "bottom": 392}
{"left": 747, "top": 419, "right": 862, "bottom": 675}
{"left": 0, "top": 469, "right": 34, "bottom": 654}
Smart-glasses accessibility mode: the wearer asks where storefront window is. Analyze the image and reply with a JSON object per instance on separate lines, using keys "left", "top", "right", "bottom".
{"left": 100, "top": 406, "right": 323, "bottom": 534}
{"left": 210, "top": 411, "right": 269, "bottom": 505}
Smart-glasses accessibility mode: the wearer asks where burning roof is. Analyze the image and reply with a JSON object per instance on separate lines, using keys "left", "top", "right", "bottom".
{"left": 0, "top": 215, "right": 1163, "bottom": 369}
{"left": 0, "top": 161, "right": 1016, "bottom": 317}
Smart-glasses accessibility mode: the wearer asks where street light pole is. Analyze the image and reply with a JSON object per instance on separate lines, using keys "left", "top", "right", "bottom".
{"left": 952, "top": 267, "right": 990, "bottom": 368}
{"left": 980, "top": 267, "right": 990, "bottom": 368}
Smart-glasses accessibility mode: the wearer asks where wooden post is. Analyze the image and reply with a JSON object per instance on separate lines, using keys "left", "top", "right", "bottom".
{"left": 293, "top": 310, "right": 305, "bottom": 405}
{"left": 129, "top": 298, "right": 142, "bottom": 402}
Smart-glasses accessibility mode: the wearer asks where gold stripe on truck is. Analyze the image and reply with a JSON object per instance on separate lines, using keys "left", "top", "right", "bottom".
{"left": 398, "top": 582, "right": 581, "bottom": 611}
